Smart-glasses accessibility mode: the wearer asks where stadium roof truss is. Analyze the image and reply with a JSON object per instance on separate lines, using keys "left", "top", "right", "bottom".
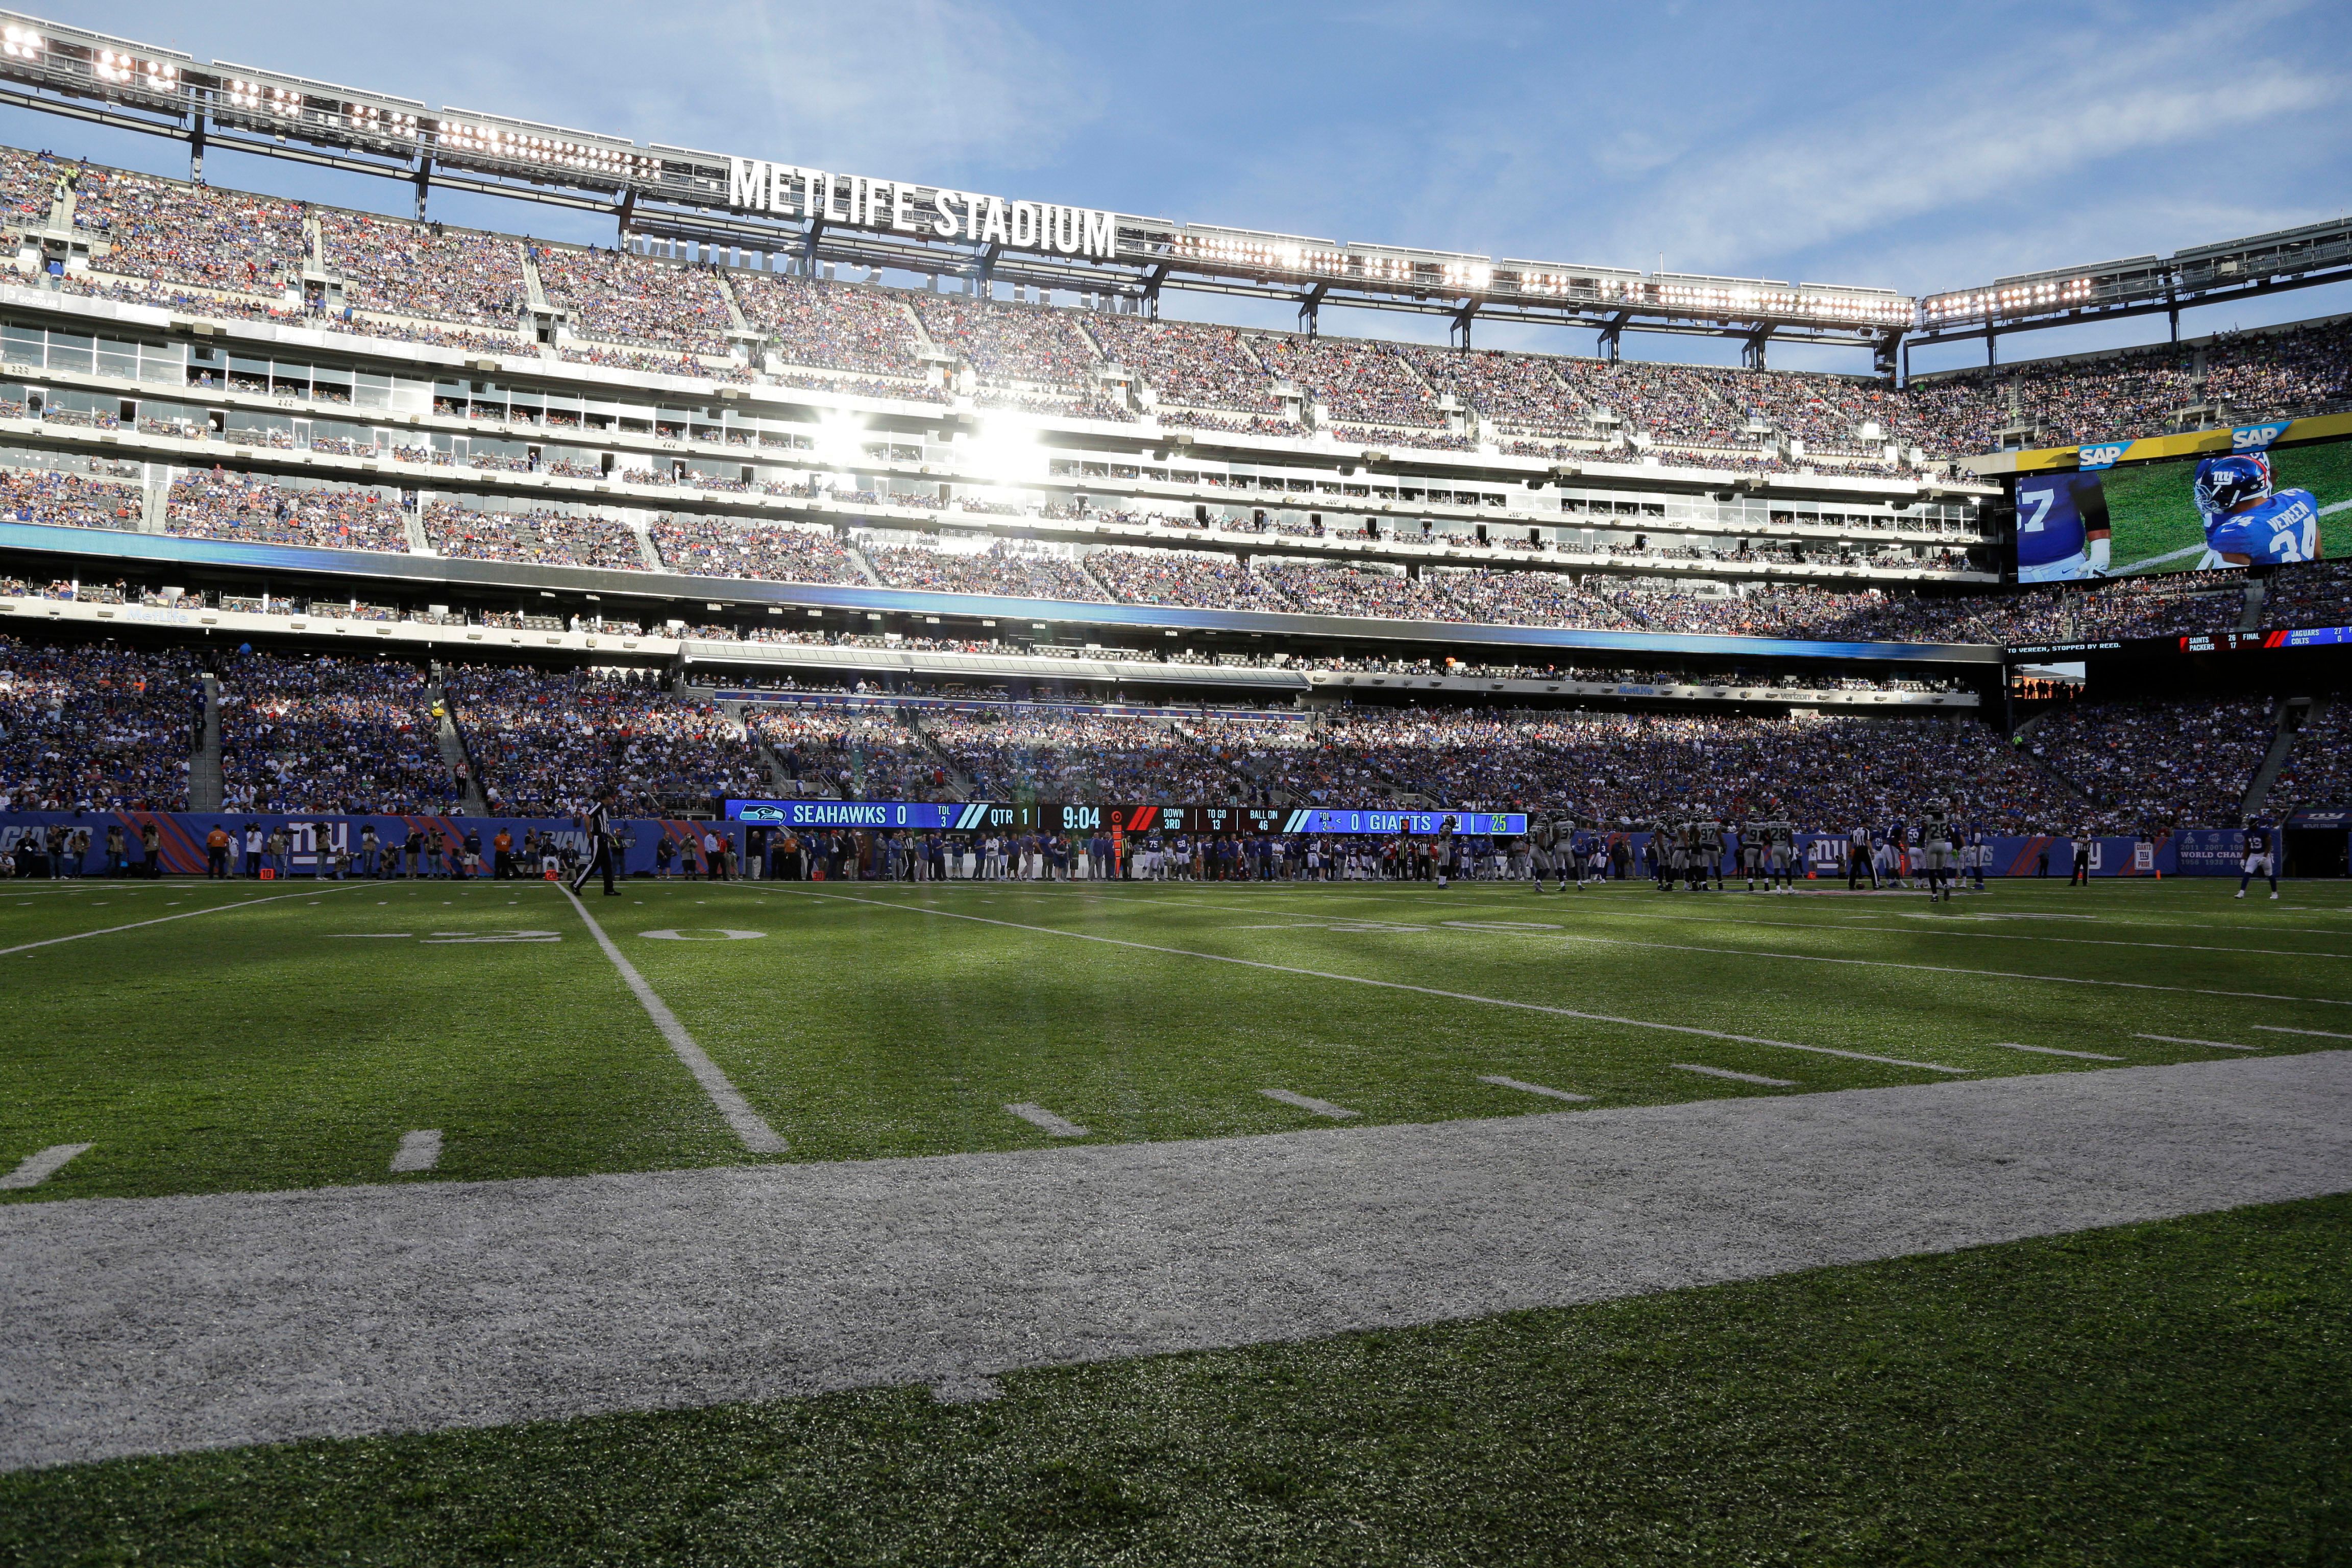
{"left": 1914, "top": 218, "right": 2352, "bottom": 355}
{"left": 1, "top": 10, "right": 2342, "bottom": 369}
{"left": 0, "top": 10, "right": 1911, "bottom": 359}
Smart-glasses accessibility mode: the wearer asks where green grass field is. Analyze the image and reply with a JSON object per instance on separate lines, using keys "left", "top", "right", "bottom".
{"left": 2104, "top": 439, "right": 2352, "bottom": 574}
{"left": 4, "top": 874, "right": 2351, "bottom": 1197}
{"left": 0, "top": 879, "right": 2342, "bottom": 1194}
{"left": 4, "top": 873, "right": 2348, "bottom": 1563}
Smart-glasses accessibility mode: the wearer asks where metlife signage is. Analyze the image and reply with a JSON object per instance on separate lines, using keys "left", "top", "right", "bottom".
{"left": 728, "top": 159, "right": 1118, "bottom": 260}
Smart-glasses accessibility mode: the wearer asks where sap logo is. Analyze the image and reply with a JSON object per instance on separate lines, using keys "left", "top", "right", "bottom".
{"left": 2077, "top": 444, "right": 2127, "bottom": 470}
{"left": 2232, "top": 422, "right": 2291, "bottom": 452}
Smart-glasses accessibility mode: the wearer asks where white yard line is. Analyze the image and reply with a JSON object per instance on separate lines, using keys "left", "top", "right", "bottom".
{"left": 0, "top": 883, "right": 372, "bottom": 958}
{"left": 1992, "top": 1042, "right": 2123, "bottom": 1062}
{"left": 0, "top": 1143, "right": 92, "bottom": 1190}
{"left": 2135, "top": 1034, "right": 2257, "bottom": 1052}
{"left": 1262, "top": 1089, "right": 1360, "bottom": 1119}
{"left": 771, "top": 888, "right": 1971, "bottom": 1075}
{"left": 2256, "top": 1025, "right": 2352, "bottom": 1041}
{"left": 1546, "top": 932, "right": 2352, "bottom": 1009}
{"left": 389, "top": 1131, "right": 443, "bottom": 1173}
{"left": 1477, "top": 1074, "right": 1591, "bottom": 1103}
{"left": 1674, "top": 1064, "right": 1797, "bottom": 1087}
{"left": 558, "top": 887, "right": 787, "bottom": 1156}
{"left": 1004, "top": 1104, "right": 1089, "bottom": 1139}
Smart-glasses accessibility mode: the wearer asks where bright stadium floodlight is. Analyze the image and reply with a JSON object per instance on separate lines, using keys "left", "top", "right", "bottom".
{"left": 967, "top": 422, "right": 1044, "bottom": 485}
{"left": 1, "top": 22, "right": 40, "bottom": 59}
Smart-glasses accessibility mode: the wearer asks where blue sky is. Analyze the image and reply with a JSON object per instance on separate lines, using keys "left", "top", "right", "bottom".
{"left": 2, "top": 0, "right": 2344, "bottom": 374}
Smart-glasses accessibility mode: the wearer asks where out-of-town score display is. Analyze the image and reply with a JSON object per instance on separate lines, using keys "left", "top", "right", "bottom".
{"left": 726, "top": 800, "right": 1531, "bottom": 837}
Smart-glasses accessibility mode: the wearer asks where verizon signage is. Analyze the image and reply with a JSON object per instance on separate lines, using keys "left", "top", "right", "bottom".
{"left": 727, "top": 159, "right": 1117, "bottom": 260}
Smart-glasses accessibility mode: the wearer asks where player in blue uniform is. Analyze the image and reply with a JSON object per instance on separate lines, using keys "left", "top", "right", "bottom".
{"left": 2195, "top": 454, "right": 2321, "bottom": 567}
{"left": 2236, "top": 822, "right": 2279, "bottom": 900}
{"left": 2014, "top": 472, "right": 2111, "bottom": 581}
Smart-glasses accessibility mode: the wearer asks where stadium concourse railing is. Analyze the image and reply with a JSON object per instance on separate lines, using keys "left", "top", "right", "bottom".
{"left": 0, "top": 526, "right": 2003, "bottom": 672}
{"left": 0, "top": 810, "right": 2289, "bottom": 880}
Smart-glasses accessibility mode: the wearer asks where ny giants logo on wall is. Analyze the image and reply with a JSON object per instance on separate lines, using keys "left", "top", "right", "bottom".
{"left": 727, "top": 159, "right": 1118, "bottom": 260}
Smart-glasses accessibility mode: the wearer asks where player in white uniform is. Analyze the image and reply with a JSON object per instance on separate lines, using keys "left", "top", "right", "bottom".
{"left": 1920, "top": 802, "right": 1958, "bottom": 902}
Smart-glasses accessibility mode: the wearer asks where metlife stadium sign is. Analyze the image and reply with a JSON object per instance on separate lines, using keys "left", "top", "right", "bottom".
{"left": 727, "top": 159, "right": 1118, "bottom": 260}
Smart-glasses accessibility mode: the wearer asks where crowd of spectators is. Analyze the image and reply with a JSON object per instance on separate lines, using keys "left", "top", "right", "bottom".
{"left": 535, "top": 247, "right": 733, "bottom": 358}
{"left": 1085, "top": 315, "right": 1284, "bottom": 414}
{"left": 750, "top": 705, "right": 952, "bottom": 800}
{"left": 1250, "top": 334, "right": 1448, "bottom": 431}
{"left": 167, "top": 472, "right": 409, "bottom": 552}
{"left": 317, "top": 212, "right": 525, "bottom": 329}
{"left": 913, "top": 297, "right": 1102, "bottom": 393}
{"left": 2269, "top": 700, "right": 2352, "bottom": 812}
{"left": 446, "top": 665, "right": 765, "bottom": 815}
{"left": 1088, "top": 547, "right": 1291, "bottom": 610}
{"left": 0, "top": 633, "right": 198, "bottom": 810}
{"left": 925, "top": 708, "right": 1243, "bottom": 801}
{"left": 79, "top": 167, "right": 306, "bottom": 298}
{"left": 17, "top": 144, "right": 2352, "bottom": 469}
{"left": 2204, "top": 320, "right": 2352, "bottom": 419}
{"left": 0, "top": 464, "right": 144, "bottom": 531}
{"left": 2017, "top": 696, "right": 2272, "bottom": 832}
{"left": 650, "top": 517, "right": 865, "bottom": 583}
{"left": 423, "top": 502, "right": 646, "bottom": 570}
{"left": 1293, "top": 706, "right": 2081, "bottom": 830}
{"left": 732, "top": 273, "right": 924, "bottom": 378}
{"left": 864, "top": 538, "right": 1108, "bottom": 600}
{"left": 1399, "top": 346, "right": 1582, "bottom": 437}
{"left": 2261, "top": 559, "right": 2352, "bottom": 628}
{"left": 217, "top": 651, "right": 453, "bottom": 815}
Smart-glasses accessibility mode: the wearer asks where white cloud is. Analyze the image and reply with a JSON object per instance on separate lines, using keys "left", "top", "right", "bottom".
{"left": 38, "top": 0, "right": 1101, "bottom": 178}
{"left": 1592, "top": 4, "right": 2345, "bottom": 279}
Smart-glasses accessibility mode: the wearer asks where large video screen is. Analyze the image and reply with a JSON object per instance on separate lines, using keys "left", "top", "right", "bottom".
{"left": 2014, "top": 435, "right": 2350, "bottom": 581}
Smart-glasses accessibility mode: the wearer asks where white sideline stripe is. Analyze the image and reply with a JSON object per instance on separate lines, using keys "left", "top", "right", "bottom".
{"left": 1262, "top": 1088, "right": 1360, "bottom": 1119}
{"left": 558, "top": 887, "right": 787, "bottom": 1156}
{"left": 389, "top": 1130, "right": 442, "bottom": 1173}
{"left": 774, "top": 889, "right": 1972, "bottom": 1076}
{"left": 1674, "top": 1064, "right": 1796, "bottom": 1088}
{"left": 1549, "top": 932, "right": 2352, "bottom": 1009}
{"left": 1992, "top": 1041, "right": 2123, "bottom": 1062}
{"left": 0, "top": 883, "right": 371, "bottom": 958}
{"left": 1004, "top": 1103, "right": 1089, "bottom": 1138}
{"left": 2136, "top": 1033, "right": 2257, "bottom": 1052}
{"left": 2257, "top": 1025, "right": 2352, "bottom": 1040}
{"left": 0, "top": 1143, "right": 92, "bottom": 1190}
{"left": 1478, "top": 1074, "right": 1592, "bottom": 1103}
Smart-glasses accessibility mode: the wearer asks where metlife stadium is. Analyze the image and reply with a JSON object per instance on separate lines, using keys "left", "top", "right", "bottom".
{"left": 0, "top": 10, "right": 2349, "bottom": 1564}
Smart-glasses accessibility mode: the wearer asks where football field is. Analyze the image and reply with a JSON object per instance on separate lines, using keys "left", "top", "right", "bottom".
{"left": 4, "top": 873, "right": 2350, "bottom": 1563}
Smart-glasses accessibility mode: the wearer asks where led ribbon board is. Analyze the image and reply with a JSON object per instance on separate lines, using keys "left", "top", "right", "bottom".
{"left": 728, "top": 801, "right": 1530, "bottom": 836}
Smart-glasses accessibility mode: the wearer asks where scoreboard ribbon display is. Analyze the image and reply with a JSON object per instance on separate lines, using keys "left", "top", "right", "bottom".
{"left": 728, "top": 800, "right": 1529, "bottom": 836}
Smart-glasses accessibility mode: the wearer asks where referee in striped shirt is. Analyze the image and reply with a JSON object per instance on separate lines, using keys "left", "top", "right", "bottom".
{"left": 572, "top": 789, "right": 622, "bottom": 896}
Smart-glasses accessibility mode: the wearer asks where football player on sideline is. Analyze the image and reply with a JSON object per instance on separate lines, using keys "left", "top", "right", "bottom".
{"left": 2195, "top": 453, "right": 2321, "bottom": 568}
{"left": 2237, "top": 821, "right": 2280, "bottom": 900}
{"left": 1921, "top": 801, "right": 1958, "bottom": 902}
